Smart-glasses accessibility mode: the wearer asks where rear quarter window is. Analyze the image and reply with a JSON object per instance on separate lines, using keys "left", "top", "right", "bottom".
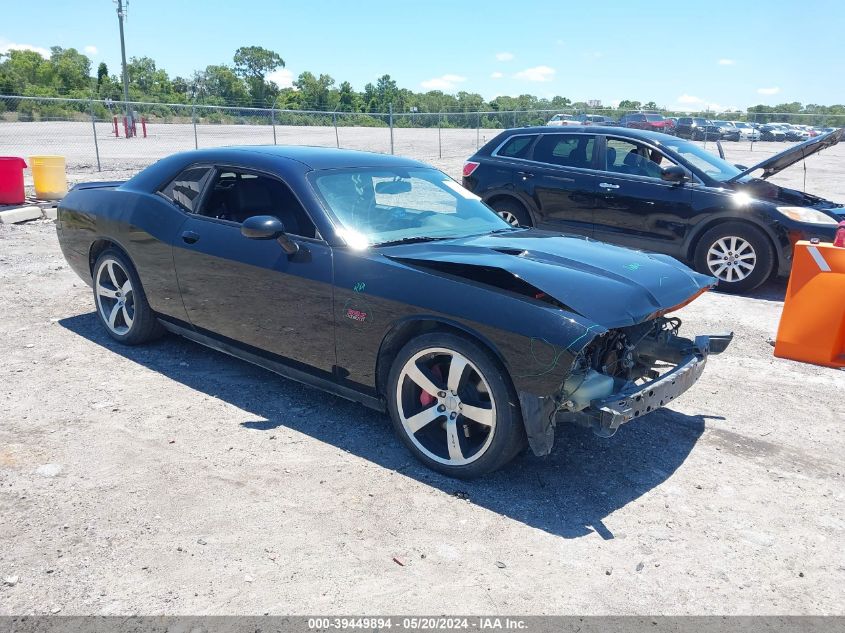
{"left": 158, "top": 167, "right": 213, "bottom": 213}
{"left": 496, "top": 135, "right": 536, "bottom": 158}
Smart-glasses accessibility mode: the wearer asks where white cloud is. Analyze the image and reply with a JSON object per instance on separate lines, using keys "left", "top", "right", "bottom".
{"left": 266, "top": 68, "right": 294, "bottom": 89}
{"left": 677, "top": 93, "right": 703, "bottom": 104}
{"left": 0, "top": 38, "right": 49, "bottom": 58}
{"left": 514, "top": 65, "right": 555, "bottom": 82}
{"left": 672, "top": 94, "right": 729, "bottom": 112}
{"left": 490, "top": 71, "right": 503, "bottom": 79}
{"left": 495, "top": 52, "right": 514, "bottom": 62}
{"left": 84, "top": 45, "right": 98, "bottom": 55}
{"left": 420, "top": 74, "right": 467, "bottom": 90}
{"left": 718, "top": 58, "right": 735, "bottom": 65}
{"left": 757, "top": 86, "right": 780, "bottom": 95}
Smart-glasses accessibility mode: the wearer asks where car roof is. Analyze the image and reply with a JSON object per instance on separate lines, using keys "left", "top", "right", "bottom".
{"left": 154, "top": 145, "right": 428, "bottom": 172}
{"left": 495, "top": 125, "right": 678, "bottom": 143}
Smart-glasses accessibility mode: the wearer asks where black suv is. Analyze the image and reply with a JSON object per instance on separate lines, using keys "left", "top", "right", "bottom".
{"left": 462, "top": 126, "right": 843, "bottom": 292}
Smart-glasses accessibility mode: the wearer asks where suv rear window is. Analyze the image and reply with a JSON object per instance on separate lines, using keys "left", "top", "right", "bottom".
{"left": 496, "top": 135, "right": 536, "bottom": 158}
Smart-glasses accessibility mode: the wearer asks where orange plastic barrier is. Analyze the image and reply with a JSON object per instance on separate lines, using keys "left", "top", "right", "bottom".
{"left": 774, "top": 240, "right": 845, "bottom": 368}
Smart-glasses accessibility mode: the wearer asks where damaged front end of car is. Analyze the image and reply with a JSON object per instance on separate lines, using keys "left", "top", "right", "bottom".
{"left": 554, "top": 317, "right": 732, "bottom": 439}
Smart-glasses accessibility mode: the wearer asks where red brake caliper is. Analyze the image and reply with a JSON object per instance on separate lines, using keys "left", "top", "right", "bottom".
{"left": 419, "top": 364, "right": 443, "bottom": 407}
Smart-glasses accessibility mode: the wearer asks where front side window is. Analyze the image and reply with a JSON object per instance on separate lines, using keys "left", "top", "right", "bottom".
{"left": 658, "top": 138, "right": 743, "bottom": 182}
{"left": 605, "top": 139, "right": 678, "bottom": 179}
{"left": 310, "top": 167, "right": 509, "bottom": 247}
{"left": 159, "top": 167, "right": 213, "bottom": 213}
{"left": 532, "top": 134, "right": 596, "bottom": 169}
{"left": 196, "top": 168, "right": 317, "bottom": 238}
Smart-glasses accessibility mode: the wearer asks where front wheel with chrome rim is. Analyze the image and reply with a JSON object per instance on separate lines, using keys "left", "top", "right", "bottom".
{"left": 490, "top": 199, "right": 531, "bottom": 227}
{"left": 693, "top": 222, "right": 774, "bottom": 293}
{"left": 387, "top": 332, "right": 526, "bottom": 478}
{"left": 93, "top": 249, "right": 163, "bottom": 344}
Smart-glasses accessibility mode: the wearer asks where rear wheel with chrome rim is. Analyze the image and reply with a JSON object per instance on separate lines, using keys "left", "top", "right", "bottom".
{"left": 694, "top": 222, "right": 774, "bottom": 293}
{"left": 387, "top": 332, "right": 525, "bottom": 478}
{"left": 93, "top": 249, "right": 163, "bottom": 344}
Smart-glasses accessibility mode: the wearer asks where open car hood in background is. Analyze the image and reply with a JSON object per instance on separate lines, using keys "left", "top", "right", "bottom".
{"left": 729, "top": 127, "right": 843, "bottom": 182}
{"left": 383, "top": 230, "right": 717, "bottom": 329}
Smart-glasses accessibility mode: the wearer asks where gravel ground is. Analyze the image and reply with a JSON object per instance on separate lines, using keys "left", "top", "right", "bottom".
{"left": 0, "top": 127, "right": 843, "bottom": 615}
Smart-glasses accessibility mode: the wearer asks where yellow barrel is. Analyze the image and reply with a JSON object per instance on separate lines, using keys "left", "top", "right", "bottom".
{"left": 29, "top": 155, "right": 68, "bottom": 200}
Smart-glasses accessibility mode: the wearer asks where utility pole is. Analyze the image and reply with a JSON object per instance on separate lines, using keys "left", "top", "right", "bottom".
{"left": 115, "top": 0, "right": 132, "bottom": 136}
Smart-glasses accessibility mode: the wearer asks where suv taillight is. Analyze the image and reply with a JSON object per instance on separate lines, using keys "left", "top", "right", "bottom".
{"left": 463, "top": 161, "right": 480, "bottom": 177}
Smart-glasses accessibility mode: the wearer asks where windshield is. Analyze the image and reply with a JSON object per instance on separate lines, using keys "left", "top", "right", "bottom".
{"left": 735, "top": 122, "right": 749, "bottom": 128}
{"left": 659, "top": 138, "right": 743, "bottom": 182}
{"left": 309, "top": 167, "right": 511, "bottom": 246}
{"left": 645, "top": 114, "right": 664, "bottom": 121}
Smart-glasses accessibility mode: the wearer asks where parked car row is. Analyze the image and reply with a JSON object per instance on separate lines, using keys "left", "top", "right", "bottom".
{"left": 549, "top": 112, "right": 835, "bottom": 142}
{"left": 464, "top": 125, "right": 844, "bottom": 292}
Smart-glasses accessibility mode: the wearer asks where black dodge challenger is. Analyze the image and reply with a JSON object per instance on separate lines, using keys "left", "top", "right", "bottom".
{"left": 56, "top": 146, "right": 732, "bottom": 477}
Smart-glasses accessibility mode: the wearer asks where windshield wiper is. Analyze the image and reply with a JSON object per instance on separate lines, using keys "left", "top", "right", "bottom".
{"left": 373, "top": 235, "right": 455, "bottom": 247}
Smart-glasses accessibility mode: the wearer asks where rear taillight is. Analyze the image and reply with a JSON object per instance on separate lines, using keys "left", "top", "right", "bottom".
{"left": 462, "top": 161, "right": 480, "bottom": 178}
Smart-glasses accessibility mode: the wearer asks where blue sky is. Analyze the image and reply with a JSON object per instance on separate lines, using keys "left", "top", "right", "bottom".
{"left": 1, "top": 0, "right": 841, "bottom": 109}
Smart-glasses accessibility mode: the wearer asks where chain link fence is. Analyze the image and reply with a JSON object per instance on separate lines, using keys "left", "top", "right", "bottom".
{"left": 2, "top": 95, "right": 844, "bottom": 179}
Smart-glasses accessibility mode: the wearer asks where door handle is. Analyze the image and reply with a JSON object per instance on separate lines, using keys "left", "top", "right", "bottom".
{"left": 517, "top": 171, "right": 534, "bottom": 180}
{"left": 181, "top": 230, "right": 200, "bottom": 244}
{"left": 599, "top": 182, "right": 620, "bottom": 189}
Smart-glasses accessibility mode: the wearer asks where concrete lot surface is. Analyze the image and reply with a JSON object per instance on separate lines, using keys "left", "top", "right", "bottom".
{"left": 1, "top": 121, "right": 844, "bottom": 202}
{"left": 0, "top": 126, "right": 843, "bottom": 615}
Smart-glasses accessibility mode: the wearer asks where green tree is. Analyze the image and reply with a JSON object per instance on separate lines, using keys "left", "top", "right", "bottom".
{"left": 191, "top": 65, "right": 249, "bottom": 105}
{"left": 336, "top": 80, "right": 360, "bottom": 112}
{"left": 49, "top": 47, "right": 91, "bottom": 94}
{"left": 293, "top": 71, "right": 336, "bottom": 110}
{"left": 96, "top": 62, "right": 108, "bottom": 88}
{"left": 233, "top": 46, "right": 284, "bottom": 105}
{"left": 617, "top": 100, "right": 642, "bottom": 111}
{"left": 127, "top": 56, "right": 173, "bottom": 99}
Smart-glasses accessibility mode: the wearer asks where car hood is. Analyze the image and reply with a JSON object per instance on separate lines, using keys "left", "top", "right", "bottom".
{"left": 382, "top": 230, "right": 716, "bottom": 328}
{"left": 729, "top": 127, "right": 843, "bottom": 182}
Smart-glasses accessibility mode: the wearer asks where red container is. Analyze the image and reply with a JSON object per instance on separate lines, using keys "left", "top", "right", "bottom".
{"left": 0, "top": 157, "right": 27, "bottom": 205}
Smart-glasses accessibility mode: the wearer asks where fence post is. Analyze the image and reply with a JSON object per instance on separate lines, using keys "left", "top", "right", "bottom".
{"left": 477, "top": 110, "right": 480, "bottom": 149}
{"left": 192, "top": 103, "right": 198, "bottom": 149}
{"left": 271, "top": 103, "right": 277, "bottom": 145}
{"left": 389, "top": 103, "right": 394, "bottom": 155}
{"left": 513, "top": 110, "right": 517, "bottom": 128}
{"left": 333, "top": 111, "right": 339, "bottom": 148}
{"left": 438, "top": 112, "right": 442, "bottom": 159}
{"left": 749, "top": 111, "right": 755, "bottom": 152}
{"left": 89, "top": 99, "right": 101, "bottom": 172}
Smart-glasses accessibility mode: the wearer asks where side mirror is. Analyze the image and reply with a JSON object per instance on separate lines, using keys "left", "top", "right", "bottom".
{"left": 242, "top": 215, "right": 284, "bottom": 239}
{"left": 734, "top": 164, "right": 748, "bottom": 170}
{"left": 660, "top": 165, "right": 690, "bottom": 183}
{"left": 241, "top": 215, "right": 299, "bottom": 255}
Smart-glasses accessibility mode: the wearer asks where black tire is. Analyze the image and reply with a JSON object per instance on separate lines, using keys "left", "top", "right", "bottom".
{"left": 693, "top": 222, "right": 775, "bottom": 293}
{"left": 490, "top": 198, "right": 532, "bottom": 227}
{"left": 386, "top": 332, "right": 526, "bottom": 478}
{"left": 92, "top": 248, "right": 164, "bottom": 345}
